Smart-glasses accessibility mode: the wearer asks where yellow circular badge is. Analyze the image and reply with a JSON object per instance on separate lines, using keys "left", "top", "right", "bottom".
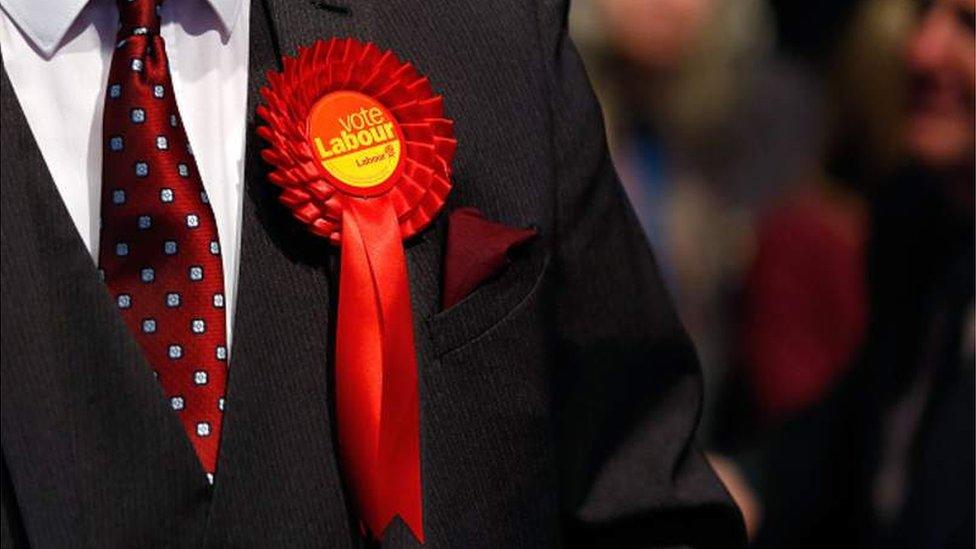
{"left": 307, "top": 91, "right": 404, "bottom": 192}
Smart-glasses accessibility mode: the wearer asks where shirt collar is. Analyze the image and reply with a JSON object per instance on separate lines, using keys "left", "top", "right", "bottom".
{"left": 0, "top": 0, "right": 244, "bottom": 57}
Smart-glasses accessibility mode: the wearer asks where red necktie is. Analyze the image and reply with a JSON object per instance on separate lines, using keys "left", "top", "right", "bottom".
{"left": 98, "top": 0, "right": 227, "bottom": 478}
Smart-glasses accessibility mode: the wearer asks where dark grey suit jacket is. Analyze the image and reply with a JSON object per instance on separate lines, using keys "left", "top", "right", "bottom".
{"left": 0, "top": 1, "right": 744, "bottom": 547}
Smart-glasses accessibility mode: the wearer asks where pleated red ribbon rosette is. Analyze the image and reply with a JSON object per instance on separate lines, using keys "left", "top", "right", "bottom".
{"left": 256, "top": 38, "right": 456, "bottom": 543}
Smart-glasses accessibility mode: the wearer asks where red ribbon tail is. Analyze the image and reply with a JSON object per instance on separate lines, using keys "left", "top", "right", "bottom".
{"left": 336, "top": 196, "right": 424, "bottom": 543}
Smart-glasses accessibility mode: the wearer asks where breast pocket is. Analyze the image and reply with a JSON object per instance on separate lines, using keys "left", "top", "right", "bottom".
{"left": 426, "top": 241, "right": 550, "bottom": 356}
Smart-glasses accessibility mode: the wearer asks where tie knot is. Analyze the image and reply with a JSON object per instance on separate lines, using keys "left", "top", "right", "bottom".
{"left": 117, "top": 0, "right": 163, "bottom": 37}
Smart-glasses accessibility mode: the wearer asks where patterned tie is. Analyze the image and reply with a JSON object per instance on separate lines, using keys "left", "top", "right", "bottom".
{"left": 98, "top": 0, "right": 227, "bottom": 478}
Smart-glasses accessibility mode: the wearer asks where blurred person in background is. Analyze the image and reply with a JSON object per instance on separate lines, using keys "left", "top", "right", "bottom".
{"left": 571, "top": 0, "right": 797, "bottom": 433}
{"left": 727, "top": 0, "right": 913, "bottom": 437}
{"left": 570, "top": 0, "right": 860, "bottom": 537}
{"left": 748, "top": 0, "right": 975, "bottom": 547}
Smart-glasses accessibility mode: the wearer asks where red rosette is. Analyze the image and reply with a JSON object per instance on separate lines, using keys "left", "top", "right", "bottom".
{"left": 256, "top": 37, "right": 456, "bottom": 244}
{"left": 256, "top": 38, "right": 457, "bottom": 544}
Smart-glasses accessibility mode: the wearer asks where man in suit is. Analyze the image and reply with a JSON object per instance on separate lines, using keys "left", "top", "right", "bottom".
{"left": 0, "top": 0, "right": 744, "bottom": 546}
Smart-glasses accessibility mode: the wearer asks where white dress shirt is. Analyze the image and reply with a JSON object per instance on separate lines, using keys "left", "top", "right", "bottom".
{"left": 0, "top": 0, "right": 250, "bottom": 346}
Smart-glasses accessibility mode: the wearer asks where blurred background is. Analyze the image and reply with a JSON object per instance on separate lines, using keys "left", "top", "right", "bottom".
{"left": 569, "top": 0, "right": 975, "bottom": 547}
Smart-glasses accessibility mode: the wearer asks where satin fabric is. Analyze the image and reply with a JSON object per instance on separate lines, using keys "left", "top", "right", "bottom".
{"left": 336, "top": 195, "right": 423, "bottom": 541}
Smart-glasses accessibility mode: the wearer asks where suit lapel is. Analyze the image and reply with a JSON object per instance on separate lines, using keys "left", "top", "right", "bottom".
{"left": 205, "top": 2, "right": 450, "bottom": 544}
{"left": 0, "top": 60, "right": 209, "bottom": 546}
{"left": 202, "top": 2, "right": 358, "bottom": 545}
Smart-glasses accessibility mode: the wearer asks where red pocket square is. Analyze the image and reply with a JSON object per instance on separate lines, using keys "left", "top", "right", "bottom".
{"left": 442, "top": 208, "right": 538, "bottom": 310}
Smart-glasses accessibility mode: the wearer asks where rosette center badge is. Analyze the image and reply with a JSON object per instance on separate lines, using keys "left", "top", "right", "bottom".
{"left": 308, "top": 91, "right": 404, "bottom": 193}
